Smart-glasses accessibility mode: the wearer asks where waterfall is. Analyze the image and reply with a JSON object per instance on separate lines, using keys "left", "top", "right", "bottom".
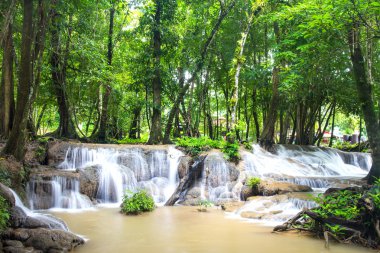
{"left": 46, "top": 145, "right": 183, "bottom": 208}
{"left": 27, "top": 176, "right": 93, "bottom": 211}
{"left": 199, "top": 153, "right": 240, "bottom": 203}
{"left": 10, "top": 189, "right": 69, "bottom": 231}
{"left": 242, "top": 144, "right": 371, "bottom": 189}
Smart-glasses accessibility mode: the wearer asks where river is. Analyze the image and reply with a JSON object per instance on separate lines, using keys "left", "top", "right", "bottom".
{"left": 52, "top": 206, "right": 373, "bottom": 253}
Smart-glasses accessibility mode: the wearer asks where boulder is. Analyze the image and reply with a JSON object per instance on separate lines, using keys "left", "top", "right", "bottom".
{"left": 253, "top": 180, "right": 312, "bottom": 196}
{"left": 178, "top": 156, "right": 192, "bottom": 179}
{"left": 240, "top": 211, "right": 265, "bottom": 219}
{"left": 47, "top": 141, "right": 72, "bottom": 166}
{"left": 0, "top": 183, "right": 16, "bottom": 207}
{"left": 2, "top": 228, "right": 84, "bottom": 252}
{"left": 221, "top": 202, "right": 245, "bottom": 212}
{"left": 79, "top": 166, "right": 99, "bottom": 199}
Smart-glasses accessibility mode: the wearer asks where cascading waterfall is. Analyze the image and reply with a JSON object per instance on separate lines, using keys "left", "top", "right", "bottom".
{"left": 11, "top": 189, "right": 69, "bottom": 231}
{"left": 200, "top": 153, "right": 240, "bottom": 203}
{"left": 234, "top": 144, "right": 372, "bottom": 223}
{"left": 27, "top": 175, "right": 93, "bottom": 211}
{"left": 242, "top": 144, "right": 371, "bottom": 190}
{"left": 51, "top": 145, "right": 183, "bottom": 208}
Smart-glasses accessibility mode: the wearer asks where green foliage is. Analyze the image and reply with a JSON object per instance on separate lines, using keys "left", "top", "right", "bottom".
{"left": 117, "top": 137, "right": 149, "bottom": 145}
{"left": 35, "top": 146, "right": 46, "bottom": 161}
{"left": 242, "top": 141, "right": 253, "bottom": 151}
{"left": 246, "top": 177, "right": 261, "bottom": 188}
{"left": 222, "top": 141, "right": 241, "bottom": 163}
{"left": 197, "top": 200, "right": 213, "bottom": 212}
{"left": 175, "top": 137, "right": 224, "bottom": 156}
{"left": 0, "top": 196, "right": 10, "bottom": 231}
{"left": 121, "top": 190, "right": 155, "bottom": 215}
{"left": 0, "top": 163, "right": 11, "bottom": 187}
{"left": 312, "top": 190, "right": 362, "bottom": 220}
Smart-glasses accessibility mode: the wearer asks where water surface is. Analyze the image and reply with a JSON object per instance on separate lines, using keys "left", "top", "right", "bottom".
{"left": 53, "top": 206, "right": 373, "bottom": 253}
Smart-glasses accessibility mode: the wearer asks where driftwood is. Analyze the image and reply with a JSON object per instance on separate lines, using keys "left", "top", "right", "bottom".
{"left": 273, "top": 187, "right": 380, "bottom": 249}
{"left": 165, "top": 155, "right": 207, "bottom": 206}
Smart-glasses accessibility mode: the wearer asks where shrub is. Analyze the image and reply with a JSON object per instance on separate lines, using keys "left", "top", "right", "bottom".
{"left": 121, "top": 190, "right": 155, "bottom": 215}
{"left": 246, "top": 177, "right": 261, "bottom": 188}
{"left": 175, "top": 137, "right": 224, "bottom": 156}
{"left": 0, "top": 196, "right": 10, "bottom": 231}
{"left": 312, "top": 190, "right": 362, "bottom": 220}
{"left": 197, "top": 200, "right": 213, "bottom": 212}
{"left": 222, "top": 141, "right": 241, "bottom": 163}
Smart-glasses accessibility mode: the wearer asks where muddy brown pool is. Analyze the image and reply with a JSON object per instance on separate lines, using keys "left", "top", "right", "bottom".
{"left": 51, "top": 206, "right": 373, "bottom": 253}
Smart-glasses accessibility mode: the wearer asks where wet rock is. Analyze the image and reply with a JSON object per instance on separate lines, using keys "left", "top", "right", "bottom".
{"left": 240, "top": 185, "right": 253, "bottom": 201}
{"left": 240, "top": 211, "right": 265, "bottom": 219}
{"left": 178, "top": 156, "right": 192, "bottom": 179}
{"left": 79, "top": 166, "right": 99, "bottom": 199}
{"left": 0, "top": 183, "right": 16, "bottom": 207}
{"left": 256, "top": 180, "right": 312, "bottom": 196}
{"left": 2, "top": 228, "right": 84, "bottom": 252}
{"left": 180, "top": 187, "right": 202, "bottom": 206}
{"left": 221, "top": 202, "right": 245, "bottom": 212}
{"left": 47, "top": 141, "right": 72, "bottom": 166}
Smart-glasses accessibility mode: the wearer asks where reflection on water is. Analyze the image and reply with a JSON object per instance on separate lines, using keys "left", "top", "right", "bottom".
{"left": 52, "top": 206, "right": 372, "bottom": 253}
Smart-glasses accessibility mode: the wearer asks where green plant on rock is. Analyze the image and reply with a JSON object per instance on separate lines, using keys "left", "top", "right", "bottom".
{"left": 197, "top": 200, "right": 213, "bottom": 212}
{"left": 246, "top": 177, "right": 261, "bottom": 188}
{"left": 222, "top": 141, "right": 241, "bottom": 163}
{"left": 121, "top": 190, "right": 155, "bottom": 215}
{"left": 0, "top": 196, "right": 10, "bottom": 231}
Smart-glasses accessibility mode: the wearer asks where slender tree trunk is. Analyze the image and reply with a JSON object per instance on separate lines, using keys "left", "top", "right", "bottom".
{"left": 229, "top": 10, "right": 254, "bottom": 142}
{"left": 129, "top": 106, "right": 142, "bottom": 139}
{"left": 162, "top": 1, "right": 236, "bottom": 144}
{"left": 96, "top": 4, "right": 115, "bottom": 142}
{"left": 0, "top": 20, "right": 15, "bottom": 138}
{"left": 148, "top": 0, "right": 163, "bottom": 144}
{"left": 2, "top": 0, "right": 33, "bottom": 160}
{"left": 348, "top": 22, "right": 380, "bottom": 184}
{"left": 252, "top": 88, "right": 260, "bottom": 142}
{"left": 329, "top": 104, "right": 336, "bottom": 147}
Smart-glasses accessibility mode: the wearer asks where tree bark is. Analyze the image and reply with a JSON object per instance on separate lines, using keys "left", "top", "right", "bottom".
{"left": 96, "top": 4, "right": 115, "bottom": 142}
{"left": 348, "top": 22, "right": 380, "bottom": 184}
{"left": 148, "top": 0, "right": 163, "bottom": 144}
{"left": 0, "top": 20, "right": 15, "bottom": 138}
{"left": 2, "top": 0, "right": 33, "bottom": 160}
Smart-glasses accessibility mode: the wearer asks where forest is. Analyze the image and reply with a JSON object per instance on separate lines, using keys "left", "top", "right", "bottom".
{"left": 1, "top": 1, "right": 380, "bottom": 252}
{"left": 0, "top": 0, "right": 379, "bottom": 178}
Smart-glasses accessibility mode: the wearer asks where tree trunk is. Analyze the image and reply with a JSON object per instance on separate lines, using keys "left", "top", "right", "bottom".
{"left": 259, "top": 66, "right": 280, "bottom": 149}
{"left": 0, "top": 20, "right": 15, "bottom": 138}
{"left": 50, "top": 7, "right": 76, "bottom": 138}
{"left": 148, "top": 0, "right": 163, "bottom": 144}
{"left": 259, "top": 22, "right": 281, "bottom": 149}
{"left": 229, "top": 10, "right": 254, "bottom": 142}
{"left": 162, "top": 1, "right": 236, "bottom": 144}
{"left": 129, "top": 106, "right": 142, "bottom": 139}
{"left": 329, "top": 104, "right": 336, "bottom": 147}
{"left": 2, "top": 0, "right": 33, "bottom": 160}
{"left": 96, "top": 4, "right": 115, "bottom": 142}
{"left": 348, "top": 22, "right": 380, "bottom": 184}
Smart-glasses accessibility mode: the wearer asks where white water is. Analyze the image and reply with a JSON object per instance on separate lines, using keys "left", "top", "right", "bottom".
{"left": 10, "top": 189, "right": 69, "bottom": 231}
{"left": 27, "top": 176, "right": 93, "bottom": 211}
{"left": 242, "top": 145, "right": 371, "bottom": 189}
{"left": 52, "top": 146, "right": 183, "bottom": 208}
